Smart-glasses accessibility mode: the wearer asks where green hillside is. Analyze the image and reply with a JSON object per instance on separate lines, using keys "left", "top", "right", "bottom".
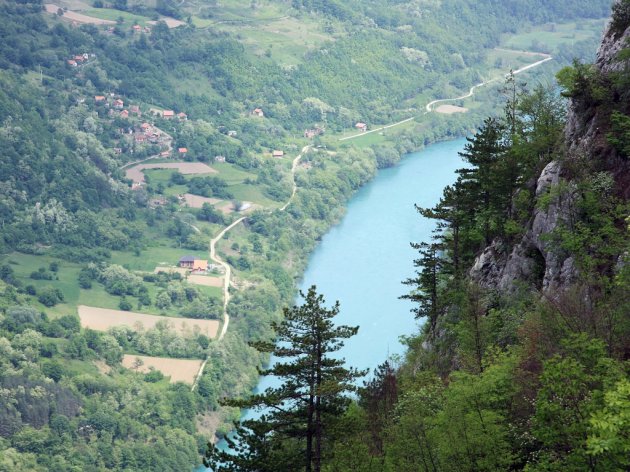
{"left": 0, "top": 0, "right": 616, "bottom": 469}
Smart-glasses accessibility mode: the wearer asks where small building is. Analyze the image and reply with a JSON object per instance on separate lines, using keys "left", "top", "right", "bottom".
{"left": 74, "top": 55, "right": 85, "bottom": 63}
{"left": 177, "top": 112, "right": 187, "bottom": 121}
{"left": 272, "top": 150, "right": 284, "bottom": 158}
{"left": 163, "top": 110, "right": 175, "bottom": 119}
{"left": 130, "top": 105, "right": 141, "bottom": 115}
{"left": 214, "top": 155, "right": 226, "bottom": 163}
{"left": 67, "top": 59, "right": 77, "bottom": 67}
{"left": 132, "top": 24, "right": 141, "bottom": 32}
{"left": 227, "top": 130, "right": 237, "bottom": 137}
{"left": 114, "top": 99, "right": 124, "bottom": 109}
{"left": 178, "top": 147, "right": 188, "bottom": 155}
{"left": 179, "top": 256, "right": 208, "bottom": 272}
{"left": 95, "top": 95, "right": 106, "bottom": 102}
{"left": 252, "top": 108, "right": 264, "bottom": 117}
{"left": 355, "top": 122, "right": 368, "bottom": 132}
{"left": 304, "top": 127, "right": 324, "bottom": 139}
{"left": 119, "top": 109, "right": 129, "bottom": 119}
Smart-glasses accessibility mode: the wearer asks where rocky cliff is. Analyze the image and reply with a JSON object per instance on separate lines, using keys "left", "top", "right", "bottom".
{"left": 470, "top": 14, "right": 630, "bottom": 296}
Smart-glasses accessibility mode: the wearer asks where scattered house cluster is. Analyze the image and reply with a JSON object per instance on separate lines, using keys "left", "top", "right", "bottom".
{"left": 134, "top": 122, "right": 169, "bottom": 145}
{"left": 178, "top": 256, "right": 209, "bottom": 272}
{"left": 304, "top": 126, "right": 325, "bottom": 139}
{"left": 132, "top": 24, "right": 151, "bottom": 34}
{"left": 252, "top": 108, "right": 264, "bottom": 117}
{"left": 67, "top": 53, "right": 92, "bottom": 67}
{"left": 150, "top": 109, "right": 188, "bottom": 120}
{"left": 355, "top": 122, "right": 368, "bottom": 132}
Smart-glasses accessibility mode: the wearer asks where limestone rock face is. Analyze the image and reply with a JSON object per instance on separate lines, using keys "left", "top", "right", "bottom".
{"left": 470, "top": 15, "right": 630, "bottom": 296}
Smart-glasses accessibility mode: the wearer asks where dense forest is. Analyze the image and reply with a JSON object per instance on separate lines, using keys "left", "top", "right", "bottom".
{"left": 0, "top": 0, "right": 621, "bottom": 470}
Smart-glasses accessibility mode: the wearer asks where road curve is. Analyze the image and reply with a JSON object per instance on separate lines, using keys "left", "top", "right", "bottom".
{"left": 340, "top": 52, "right": 553, "bottom": 142}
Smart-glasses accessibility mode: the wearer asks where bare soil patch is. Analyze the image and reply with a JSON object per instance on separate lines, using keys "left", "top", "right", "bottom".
{"left": 182, "top": 193, "right": 222, "bottom": 209}
{"left": 78, "top": 305, "right": 219, "bottom": 338}
{"left": 187, "top": 274, "right": 223, "bottom": 287}
{"left": 148, "top": 17, "right": 185, "bottom": 28}
{"left": 45, "top": 4, "right": 116, "bottom": 24}
{"left": 435, "top": 104, "right": 469, "bottom": 114}
{"left": 122, "top": 354, "right": 203, "bottom": 384}
{"left": 126, "top": 162, "right": 217, "bottom": 183}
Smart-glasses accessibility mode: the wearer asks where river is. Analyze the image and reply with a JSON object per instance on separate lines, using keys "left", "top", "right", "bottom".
{"left": 198, "top": 137, "right": 466, "bottom": 469}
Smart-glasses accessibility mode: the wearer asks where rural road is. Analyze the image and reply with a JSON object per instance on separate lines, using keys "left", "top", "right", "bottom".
{"left": 192, "top": 146, "right": 308, "bottom": 390}
{"left": 340, "top": 50, "right": 553, "bottom": 142}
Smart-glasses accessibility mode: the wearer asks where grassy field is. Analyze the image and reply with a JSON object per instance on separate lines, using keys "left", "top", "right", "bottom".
{"left": 501, "top": 18, "right": 608, "bottom": 52}
{"left": 191, "top": 1, "right": 335, "bottom": 65}
{"left": 83, "top": 8, "right": 152, "bottom": 26}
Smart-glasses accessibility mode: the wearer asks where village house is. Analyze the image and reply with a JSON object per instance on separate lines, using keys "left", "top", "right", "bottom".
{"left": 160, "top": 150, "right": 171, "bottom": 158}
{"left": 355, "top": 122, "right": 368, "bottom": 132}
{"left": 140, "top": 122, "right": 151, "bottom": 133}
{"left": 252, "top": 108, "right": 264, "bottom": 117}
{"left": 163, "top": 110, "right": 175, "bottom": 119}
{"left": 132, "top": 24, "right": 141, "bottom": 33}
{"left": 114, "top": 99, "right": 124, "bottom": 109}
{"left": 304, "top": 127, "right": 324, "bottom": 139}
{"left": 130, "top": 105, "right": 141, "bottom": 115}
{"left": 214, "top": 155, "right": 226, "bottom": 163}
{"left": 119, "top": 110, "right": 129, "bottom": 119}
{"left": 178, "top": 147, "right": 188, "bottom": 156}
{"left": 272, "top": 150, "right": 284, "bottom": 158}
{"left": 135, "top": 134, "right": 146, "bottom": 143}
{"left": 67, "top": 59, "right": 77, "bottom": 67}
{"left": 177, "top": 112, "right": 187, "bottom": 121}
{"left": 178, "top": 256, "right": 209, "bottom": 272}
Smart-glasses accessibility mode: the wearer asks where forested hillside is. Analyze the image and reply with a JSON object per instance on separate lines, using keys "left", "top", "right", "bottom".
{"left": 309, "top": 5, "right": 630, "bottom": 472}
{"left": 0, "top": 0, "right": 618, "bottom": 469}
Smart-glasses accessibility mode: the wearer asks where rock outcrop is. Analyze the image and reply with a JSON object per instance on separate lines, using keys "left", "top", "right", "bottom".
{"left": 470, "top": 13, "right": 630, "bottom": 296}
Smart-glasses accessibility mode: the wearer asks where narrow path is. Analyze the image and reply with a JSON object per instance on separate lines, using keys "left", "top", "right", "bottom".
{"left": 191, "top": 145, "right": 309, "bottom": 391}
{"left": 280, "top": 145, "right": 311, "bottom": 211}
{"left": 339, "top": 52, "right": 553, "bottom": 142}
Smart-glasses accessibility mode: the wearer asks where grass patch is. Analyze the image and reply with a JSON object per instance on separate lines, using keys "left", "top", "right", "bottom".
{"left": 501, "top": 18, "right": 608, "bottom": 52}
{"left": 83, "top": 8, "right": 152, "bottom": 26}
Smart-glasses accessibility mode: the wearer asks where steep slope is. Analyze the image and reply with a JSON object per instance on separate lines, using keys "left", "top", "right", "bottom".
{"left": 470, "top": 13, "right": 630, "bottom": 295}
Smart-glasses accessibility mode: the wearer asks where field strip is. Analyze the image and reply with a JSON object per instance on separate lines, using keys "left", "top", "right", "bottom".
{"left": 122, "top": 354, "right": 203, "bottom": 384}
{"left": 45, "top": 4, "right": 116, "bottom": 24}
{"left": 126, "top": 162, "right": 217, "bottom": 183}
{"left": 340, "top": 53, "right": 553, "bottom": 142}
{"left": 78, "top": 305, "right": 219, "bottom": 338}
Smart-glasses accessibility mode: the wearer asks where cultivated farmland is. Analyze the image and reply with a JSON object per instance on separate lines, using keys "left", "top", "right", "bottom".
{"left": 125, "top": 162, "right": 217, "bottom": 183}
{"left": 78, "top": 305, "right": 219, "bottom": 337}
{"left": 122, "top": 355, "right": 203, "bottom": 384}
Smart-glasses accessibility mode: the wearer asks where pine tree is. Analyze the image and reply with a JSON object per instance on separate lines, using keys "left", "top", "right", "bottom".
{"left": 204, "top": 286, "right": 366, "bottom": 472}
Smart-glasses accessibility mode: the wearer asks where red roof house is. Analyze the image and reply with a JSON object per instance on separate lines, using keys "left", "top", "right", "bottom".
{"left": 163, "top": 110, "right": 175, "bottom": 119}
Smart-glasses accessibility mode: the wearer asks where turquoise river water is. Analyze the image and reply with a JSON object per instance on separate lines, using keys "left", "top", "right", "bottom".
{"left": 198, "top": 137, "right": 466, "bottom": 470}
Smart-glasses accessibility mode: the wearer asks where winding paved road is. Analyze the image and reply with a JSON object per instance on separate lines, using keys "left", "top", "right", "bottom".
{"left": 340, "top": 51, "right": 553, "bottom": 142}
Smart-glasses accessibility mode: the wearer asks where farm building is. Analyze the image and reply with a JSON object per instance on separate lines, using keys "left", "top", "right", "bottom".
{"left": 355, "top": 122, "right": 368, "bottom": 132}
{"left": 272, "top": 150, "right": 284, "bottom": 158}
{"left": 179, "top": 256, "right": 208, "bottom": 272}
{"left": 252, "top": 108, "right": 264, "bottom": 117}
{"left": 163, "top": 110, "right": 175, "bottom": 119}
